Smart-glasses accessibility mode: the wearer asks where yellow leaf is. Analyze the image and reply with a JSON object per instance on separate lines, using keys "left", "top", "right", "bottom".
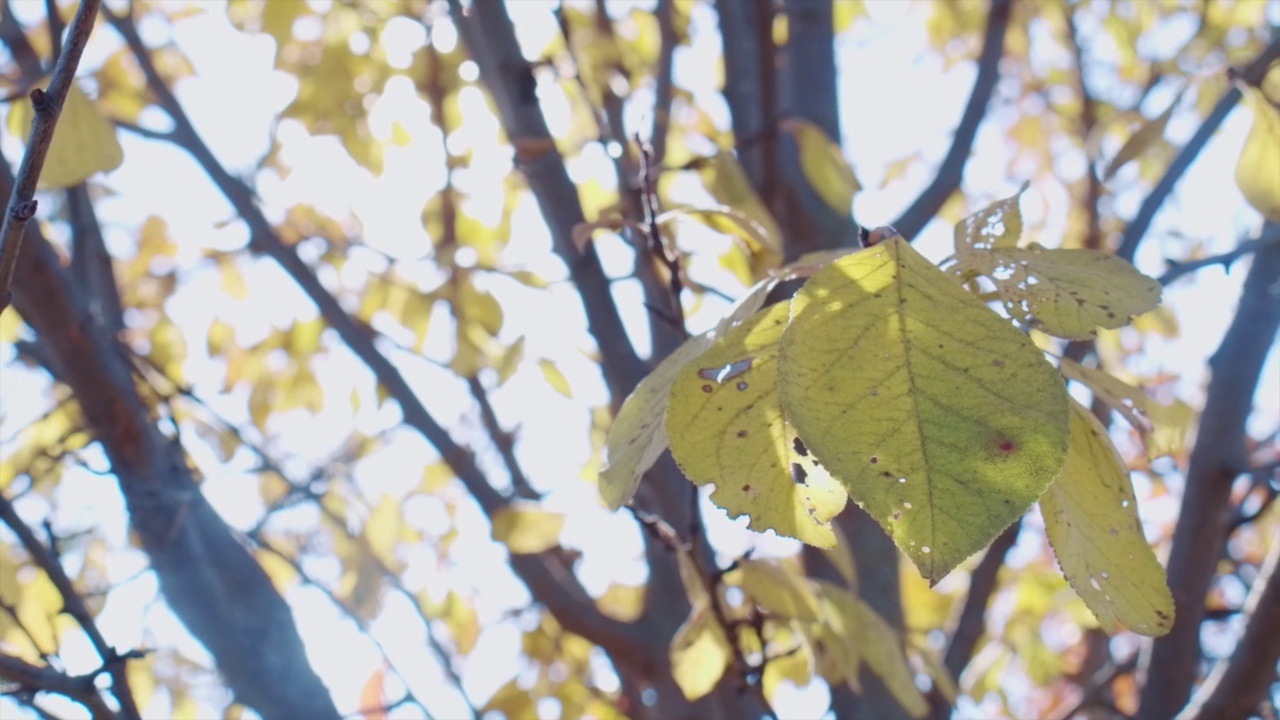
{"left": 918, "top": 648, "right": 958, "bottom": 703}
{"left": 538, "top": 359, "right": 573, "bottom": 398}
{"left": 957, "top": 244, "right": 1162, "bottom": 340}
{"left": 1059, "top": 359, "right": 1193, "bottom": 459}
{"left": 496, "top": 336, "right": 525, "bottom": 385}
{"left": 1235, "top": 87, "right": 1280, "bottom": 221}
{"left": 7, "top": 81, "right": 123, "bottom": 189}
{"left": 595, "top": 583, "right": 646, "bottom": 622}
{"left": 1104, "top": 93, "right": 1181, "bottom": 181}
{"left": 667, "top": 302, "right": 847, "bottom": 547}
{"left": 953, "top": 183, "right": 1028, "bottom": 254}
{"left": 598, "top": 280, "right": 774, "bottom": 509}
{"left": 1039, "top": 401, "right": 1175, "bottom": 636}
{"left": 669, "top": 605, "right": 732, "bottom": 701}
{"left": 659, "top": 205, "right": 782, "bottom": 270}
{"left": 700, "top": 152, "right": 784, "bottom": 254}
{"left": 490, "top": 504, "right": 564, "bottom": 554}
{"left": 761, "top": 626, "right": 814, "bottom": 701}
{"left": 364, "top": 494, "right": 407, "bottom": 571}
{"left": 815, "top": 581, "right": 927, "bottom": 717}
{"left": 738, "top": 559, "right": 822, "bottom": 620}
{"left": 781, "top": 118, "right": 860, "bottom": 214}
{"left": 780, "top": 236, "right": 1071, "bottom": 583}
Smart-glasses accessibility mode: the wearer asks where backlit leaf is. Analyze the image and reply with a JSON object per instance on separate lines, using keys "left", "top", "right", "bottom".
{"left": 815, "top": 580, "right": 927, "bottom": 717}
{"left": 957, "top": 245, "right": 1161, "bottom": 339}
{"left": 669, "top": 605, "right": 731, "bottom": 701}
{"left": 538, "top": 359, "right": 573, "bottom": 398}
{"left": 780, "top": 236, "right": 1070, "bottom": 583}
{"left": 1104, "top": 93, "right": 1181, "bottom": 181}
{"left": 953, "top": 183, "right": 1028, "bottom": 254}
{"left": 1235, "top": 87, "right": 1280, "bottom": 221}
{"left": 7, "top": 81, "right": 123, "bottom": 189}
{"left": 1040, "top": 401, "right": 1175, "bottom": 636}
{"left": 1059, "top": 359, "right": 1193, "bottom": 459}
{"left": 490, "top": 504, "right": 565, "bottom": 554}
{"left": 599, "top": 282, "right": 774, "bottom": 509}
{"left": 738, "top": 559, "right": 822, "bottom": 621}
{"left": 667, "top": 302, "right": 846, "bottom": 547}
{"left": 782, "top": 118, "right": 860, "bottom": 214}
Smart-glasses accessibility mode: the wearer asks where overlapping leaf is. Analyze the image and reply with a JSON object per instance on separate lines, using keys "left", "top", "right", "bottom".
{"left": 957, "top": 244, "right": 1161, "bottom": 339}
{"left": 1235, "top": 86, "right": 1280, "bottom": 221}
{"left": 1040, "top": 401, "right": 1174, "bottom": 636}
{"left": 667, "top": 303, "right": 847, "bottom": 547}
{"left": 1059, "top": 359, "right": 1193, "bottom": 459}
{"left": 779, "top": 236, "right": 1070, "bottom": 582}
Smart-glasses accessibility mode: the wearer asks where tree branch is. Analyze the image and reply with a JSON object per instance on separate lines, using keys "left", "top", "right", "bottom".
{"left": 102, "top": 4, "right": 644, "bottom": 664}
{"left": 0, "top": 160, "right": 341, "bottom": 720}
{"left": 447, "top": 0, "right": 646, "bottom": 399}
{"left": 1136, "top": 230, "right": 1280, "bottom": 720}
{"left": 0, "top": 0, "right": 101, "bottom": 315}
{"left": 0, "top": 652, "right": 115, "bottom": 720}
{"left": 648, "top": 0, "right": 677, "bottom": 167}
{"left": 891, "top": 0, "right": 1011, "bottom": 241}
{"left": 777, "top": 0, "right": 860, "bottom": 253}
{"left": 1159, "top": 226, "right": 1280, "bottom": 286}
{"left": 1115, "top": 33, "right": 1280, "bottom": 262}
{"left": 0, "top": 494, "right": 141, "bottom": 720}
{"left": 1178, "top": 528, "right": 1280, "bottom": 720}
{"left": 714, "top": 0, "right": 773, "bottom": 196}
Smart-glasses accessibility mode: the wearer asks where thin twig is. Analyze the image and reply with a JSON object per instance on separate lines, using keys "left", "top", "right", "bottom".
{"left": 0, "top": 494, "right": 142, "bottom": 720}
{"left": 649, "top": 0, "right": 676, "bottom": 165}
{"left": 466, "top": 376, "right": 539, "bottom": 500}
{"left": 0, "top": 652, "right": 115, "bottom": 720}
{"left": 1159, "top": 230, "right": 1280, "bottom": 286}
{"left": 639, "top": 137, "right": 686, "bottom": 337}
{"left": 0, "top": 0, "right": 103, "bottom": 314}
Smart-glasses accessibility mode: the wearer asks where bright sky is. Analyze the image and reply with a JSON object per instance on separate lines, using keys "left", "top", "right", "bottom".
{"left": 1, "top": 1, "right": 1278, "bottom": 719}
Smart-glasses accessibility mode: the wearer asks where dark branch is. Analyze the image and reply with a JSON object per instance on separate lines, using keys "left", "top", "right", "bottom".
{"left": 1179, "top": 536, "right": 1280, "bottom": 720}
{"left": 0, "top": 0, "right": 102, "bottom": 315}
{"left": 1136, "top": 231, "right": 1280, "bottom": 719}
{"left": 0, "top": 653, "right": 114, "bottom": 720}
{"left": 1159, "top": 227, "right": 1280, "bottom": 286}
{"left": 891, "top": 0, "right": 1011, "bottom": 241}
{"left": 0, "top": 494, "right": 141, "bottom": 720}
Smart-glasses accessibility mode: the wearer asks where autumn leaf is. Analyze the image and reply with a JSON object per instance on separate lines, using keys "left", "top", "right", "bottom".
{"left": 781, "top": 118, "right": 861, "bottom": 215}
{"left": 1104, "top": 92, "right": 1181, "bottom": 181}
{"left": 669, "top": 605, "right": 731, "bottom": 701}
{"left": 667, "top": 302, "right": 847, "bottom": 548}
{"left": 1235, "top": 86, "right": 1280, "bottom": 221}
{"left": 490, "top": 504, "right": 565, "bottom": 554}
{"left": 1040, "top": 401, "right": 1175, "bottom": 636}
{"left": 7, "top": 81, "right": 124, "bottom": 189}
{"left": 780, "top": 236, "right": 1071, "bottom": 583}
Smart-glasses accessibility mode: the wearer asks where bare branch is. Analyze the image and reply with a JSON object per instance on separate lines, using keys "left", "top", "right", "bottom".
{"left": 1159, "top": 226, "right": 1280, "bottom": 286}
{"left": 1136, "top": 232, "right": 1280, "bottom": 719}
{"left": 891, "top": 0, "right": 1011, "bottom": 241}
{"left": 945, "top": 517, "right": 1021, "bottom": 679}
{"left": 1115, "top": 33, "right": 1280, "bottom": 262}
{"left": 466, "top": 376, "right": 538, "bottom": 500}
{"left": 0, "top": 0, "right": 102, "bottom": 315}
{"left": 649, "top": 0, "right": 677, "bottom": 166}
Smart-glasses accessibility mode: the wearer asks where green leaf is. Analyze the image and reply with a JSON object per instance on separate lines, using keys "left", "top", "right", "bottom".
{"left": 738, "top": 559, "right": 822, "bottom": 621}
{"left": 779, "top": 236, "right": 1071, "bottom": 583}
{"left": 1235, "top": 87, "right": 1280, "bottom": 221}
{"left": 957, "top": 245, "right": 1162, "bottom": 340}
{"left": 669, "top": 605, "right": 732, "bottom": 701}
{"left": 1040, "top": 401, "right": 1175, "bottom": 636}
{"left": 782, "top": 118, "right": 860, "bottom": 214}
{"left": 953, "top": 183, "right": 1028, "bottom": 254}
{"left": 598, "top": 280, "right": 775, "bottom": 510}
{"left": 667, "top": 302, "right": 847, "bottom": 547}
{"left": 490, "top": 504, "right": 564, "bottom": 554}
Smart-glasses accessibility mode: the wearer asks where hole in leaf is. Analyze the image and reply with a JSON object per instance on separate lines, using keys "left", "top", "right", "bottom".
{"left": 921, "top": 546, "right": 931, "bottom": 554}
{"left": 697, "top": 358, "right": 754, "bottom": 384}
{"left": 897, "top": 477, "right": 907, "bottom": 483}
{"left": 793, "top": 438, "right": 809, "bottom": 456}
{"left": 903, "top": 501, "right": 913, "bottom": 509}
{"left": 791, "top": 463, "right": 808, "bottom": 485}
